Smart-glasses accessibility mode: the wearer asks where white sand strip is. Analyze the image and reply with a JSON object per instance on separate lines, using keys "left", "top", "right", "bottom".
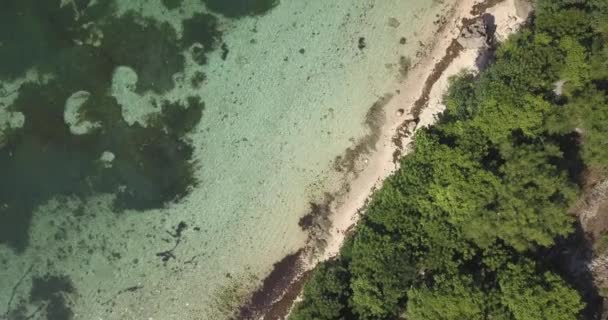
{"left": 315, "top": 0, "right": 532, "bottom": 265}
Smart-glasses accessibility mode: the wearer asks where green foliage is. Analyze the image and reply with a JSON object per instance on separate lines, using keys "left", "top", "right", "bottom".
{"left": 490, "top": 142, "right": 576, "bottom": 249}
{"left": 442, "top": 72, "right": 478, "bottom": 122}
{"left": 589, "top": 39, "right": 608, "bottom": 81}
{"left": 559, "top": 36, "right": 591, "bottom": 93}
{"left": 563, "top": 89, "right": 608, "bottom": 167}
{"left": 536, "top": 8, "right": 594, "bottom": 41}
{"left": 499, "top": 262, "right": 584, "bottom": 320}
{"left": 349, "top": 225, "right": 417, "bottom": 319}
{"left": 291, "top": 261, "right": 351, "bottom": 320}
{"left": 292, "top": 0, "right": 608, "bottom": 319}
{"left": 406, "top": 276, "right": 485, "bottom": 320}
{"left": 407, "top": 262, "right": 584, "bottom": 320}
{"left": 488, "top": 30, "right": 562, "bottom": 93}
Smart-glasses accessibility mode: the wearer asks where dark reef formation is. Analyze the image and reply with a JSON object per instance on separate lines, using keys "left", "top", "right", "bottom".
{"left": 202, "top": 0, "right": 279, "bottom": 18}
{"left": 0, "top": 0, "right": 225, "bottom": 252}
{"left": 4, "top": 272, "right": 76, "bottom": 320}
{"left": 0, "top": 0, "right": 282, "bottom": 318}
{"left": 162, "top": 0, "right": 184, "bottom": 10}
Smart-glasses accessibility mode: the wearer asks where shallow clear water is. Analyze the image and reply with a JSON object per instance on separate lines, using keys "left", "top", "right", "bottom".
{"left": 0, "top": 0, "right": 449, "bottom": 319}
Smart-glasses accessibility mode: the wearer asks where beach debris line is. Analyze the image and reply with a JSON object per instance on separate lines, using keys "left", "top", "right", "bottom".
{"left": 333, "top": 94, "right": 392, "bottom": 174}
{"left": 236, "top": 250, "right": 306, "bottom": 319}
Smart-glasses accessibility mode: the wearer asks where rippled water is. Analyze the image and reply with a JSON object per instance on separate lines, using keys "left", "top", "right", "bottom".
{"left": 0, "top": 0, "right": 449, "bottom": 318}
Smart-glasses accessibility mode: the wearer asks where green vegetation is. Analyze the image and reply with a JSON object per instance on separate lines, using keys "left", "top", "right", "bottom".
{"left": 291, "top": 0, "right": 608, "bottom": 319}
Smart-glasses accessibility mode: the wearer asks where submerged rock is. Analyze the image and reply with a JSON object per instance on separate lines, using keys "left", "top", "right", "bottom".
{"left": 388, "top": 17, "right": 401, "bottom": 28}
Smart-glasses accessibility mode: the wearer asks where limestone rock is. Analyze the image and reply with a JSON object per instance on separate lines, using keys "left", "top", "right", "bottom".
{"left": 457, "top": 17, "right": 488, "bottom": 49}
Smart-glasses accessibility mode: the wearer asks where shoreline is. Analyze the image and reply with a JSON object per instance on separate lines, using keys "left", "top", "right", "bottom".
{"left": 238, "top": 0, "right": 532, "bottom": 319}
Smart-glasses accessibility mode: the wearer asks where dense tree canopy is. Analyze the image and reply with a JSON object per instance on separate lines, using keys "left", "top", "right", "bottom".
{"left": 291, "top": 0, "right": 608, "bottom": 319}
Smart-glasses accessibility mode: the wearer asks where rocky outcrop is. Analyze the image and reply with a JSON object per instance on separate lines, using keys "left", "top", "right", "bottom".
{"left": 514, "top": 0, "right": 534, "bottom": 19}
{"left": 457, "top": 14, "right": 495, "bottom": 49}
{"left": 565, "top": 177, "right": 608, "bottom": 318}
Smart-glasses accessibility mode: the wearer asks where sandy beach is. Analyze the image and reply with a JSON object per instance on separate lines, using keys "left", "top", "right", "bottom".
{"left": 321, "top": 0, "right": 532, "bottom": 263}
{"left": 0, "top": 1, "right": 532, "bottom": 319}
{"left": 244, "top": 0, "right": 533, "bottom": 318}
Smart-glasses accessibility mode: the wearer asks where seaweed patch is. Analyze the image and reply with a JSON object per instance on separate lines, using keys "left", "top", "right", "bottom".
{"left": 333, "top": 94, "right": 391, "bottom": 174}
{"left": 29, "top": 274, "right": 76, "bottom": 320}
{"left": 157, "top": 221, "right": 189, "bottom": 264}
{"left": 162, "top": 0, "right": 184, "bottom": 10}
{"left": 0, "top": 1, "right": 219, "bottom": 252}
{"left": 236, "top": 250, "right": 304, "bottom": 319}
{"left": 3, "top": 273, "right": 77, "bottom": 320}
{"left": 201, "top": 0, "right": 280, "bottom": 18}
{"left": 182, "top": 13, "right": 223, "bottom": 55}
{"left": 99, "top": 12, "right": 185, "bottom": 94}
{"left": 0, "top": 81, "right": 204, "bottom": 250}
{"left": 0, "top": 0, "right": 113, "bottom": 81}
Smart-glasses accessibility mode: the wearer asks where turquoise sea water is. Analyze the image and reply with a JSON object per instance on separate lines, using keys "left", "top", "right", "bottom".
{"left": 0, "top": 0, "right": 449, "bottom": 319}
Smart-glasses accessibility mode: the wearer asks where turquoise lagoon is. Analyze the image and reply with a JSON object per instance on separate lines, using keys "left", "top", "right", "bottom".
{"left": 0, "top": 0, "right": 450, "bottom": 319}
